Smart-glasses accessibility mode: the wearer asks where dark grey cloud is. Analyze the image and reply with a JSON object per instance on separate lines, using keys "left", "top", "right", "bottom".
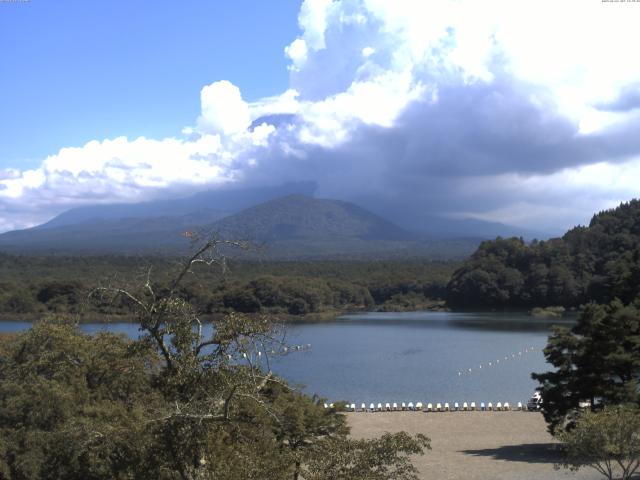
{"left": 596, "top": 84, "right": 640, "bottom": 112}
{"left": 238, "top": 71, "right": 640, "bottom": 232}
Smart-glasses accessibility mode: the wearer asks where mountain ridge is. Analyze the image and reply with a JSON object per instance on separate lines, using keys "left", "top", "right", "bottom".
{"left": 0, "top": 190, "right": 546, "bottom": 259}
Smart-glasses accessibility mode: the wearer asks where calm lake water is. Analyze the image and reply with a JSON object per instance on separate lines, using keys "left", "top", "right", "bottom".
{"left": 0, "top": 311, "right": 570, "bottom": 406}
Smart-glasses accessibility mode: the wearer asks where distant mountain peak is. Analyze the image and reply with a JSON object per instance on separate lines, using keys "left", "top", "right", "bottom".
{"left": 37, "top": 182, "right": 316, "bottom": 230}
{"left": 209, "top": 194, "right": 415, "bottom": 242}
{"left": 0, "top": 186, "right": 544, "bottom": 259}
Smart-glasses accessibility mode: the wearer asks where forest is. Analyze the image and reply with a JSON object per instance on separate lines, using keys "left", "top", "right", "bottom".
{"left": 446, "top": 200, "right": 640, "bottom": 308}
{"left": 0, "top": 254, "right": 455, "bottom": 320}
{"left": 3, "top": 199, "right": 640, "bottom": 318}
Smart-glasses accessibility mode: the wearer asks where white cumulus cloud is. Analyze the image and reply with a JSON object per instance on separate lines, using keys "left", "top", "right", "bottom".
{"left": 197, "top": 80, "right": 252, "bottom": 136}
{"left": 2, "top": 0, "right": 640, "bottom": 233}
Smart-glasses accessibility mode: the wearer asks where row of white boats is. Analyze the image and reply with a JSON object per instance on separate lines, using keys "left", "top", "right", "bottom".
{"left": 325, "top": 400, "right": 533, "bottom": 412}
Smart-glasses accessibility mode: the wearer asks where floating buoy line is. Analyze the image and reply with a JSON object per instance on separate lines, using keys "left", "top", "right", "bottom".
{"left": 229, "top": 343, "right": 312, "bottom": 362}
{"left": 456, "top": 345, "right": 539, "bottom": 378}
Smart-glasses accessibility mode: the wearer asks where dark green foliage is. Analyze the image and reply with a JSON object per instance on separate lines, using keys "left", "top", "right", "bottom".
{"left": 532, "top": 300, "right": 640, "bottom": 433}
{"left": 0, "top": 255, "right": 456, "bottom": 319}
{"left": 221, "top": 275, "right": 374, "bottom": 315}
{"left": 447, "top": 200, "right": 640, "bottom": 308}
{"left": 303, "top": 432, "right": 431, "bottom": 480}
{"left": 557, "top": 405, "right": 640, "bottom": 480}
{"left": 0, "top": 317, "right": 161, "bottom": 479}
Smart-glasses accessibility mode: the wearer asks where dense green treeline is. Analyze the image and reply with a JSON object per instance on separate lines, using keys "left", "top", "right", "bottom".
{"left": 447, "top": 200, "right": 640, "bottom": 308}
{"left": 533, "top": 299, "right": 640, "bottom": 433}
{"left": 0, "top": 255, "right": 456, "bottom": 319}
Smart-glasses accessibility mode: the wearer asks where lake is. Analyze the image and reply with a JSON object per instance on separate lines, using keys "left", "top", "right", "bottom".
{"left": 0, "top": 311, "right": 569, "bottom": 407}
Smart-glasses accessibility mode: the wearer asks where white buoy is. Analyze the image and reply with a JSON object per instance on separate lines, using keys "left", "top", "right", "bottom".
{"left": 458, "top": 371, "right": 461, "bottom": 376}
{"left": 470, "top": 401, "right": 476, "bottom": 411}
{"left": 488, "top": 362, "right": 492, "bottom": 366}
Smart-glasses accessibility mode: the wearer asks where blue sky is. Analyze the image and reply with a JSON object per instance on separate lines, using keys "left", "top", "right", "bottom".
{"left": 0, "top": 0, "right": 639, "bottom": 233}
{"left": 0, "top": 0, "right": 299, "bottom": 168}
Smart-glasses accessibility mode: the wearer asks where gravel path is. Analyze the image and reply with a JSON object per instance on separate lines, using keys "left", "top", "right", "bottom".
{"left": 346, "top": 411, "right": 603, "bottom": 480}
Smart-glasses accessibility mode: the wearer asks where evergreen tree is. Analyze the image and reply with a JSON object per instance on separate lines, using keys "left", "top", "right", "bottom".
{"left": 532, "top": 300, "right": 640, "bottom": 433}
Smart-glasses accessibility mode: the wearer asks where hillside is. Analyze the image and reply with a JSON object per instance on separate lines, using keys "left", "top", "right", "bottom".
{"left": 0, "top": 183, "right": 554, "bottom": 259}
{"left": 0, "top": 194, "right": 480, "bottom": 259}
{"left": 446, "top": 199, "right": 640, "bottom": 308}
{"left": 207, "top": 195, "right": 486, "bottom": 260}
{"left": 212, "top": 194, "right": 414, "bottom": 241}
{"left": 0, "top": 215, "right": 195, "bottom": 255}
{"left": 37, "top": 182, "right": 316, "bottom": 229}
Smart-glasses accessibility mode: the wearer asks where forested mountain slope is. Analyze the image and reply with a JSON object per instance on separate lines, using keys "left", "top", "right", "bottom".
{"left": 446, "top": 200, "right": 640, "bottom": 308}
{"left": 0, "top": 194, "right": 480, "bottom": 259}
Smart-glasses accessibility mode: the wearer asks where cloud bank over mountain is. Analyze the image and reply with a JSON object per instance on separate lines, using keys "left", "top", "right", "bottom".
{"left": 1, "top": 0, "right": 640, "bottom": 233}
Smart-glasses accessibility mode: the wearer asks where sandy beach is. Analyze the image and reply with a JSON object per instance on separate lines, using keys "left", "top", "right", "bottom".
{"left": 346, "top": 411, "right": 602, "bottom": 480}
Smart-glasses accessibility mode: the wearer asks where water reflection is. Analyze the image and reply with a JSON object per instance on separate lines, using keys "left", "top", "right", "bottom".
{"left": 338, "top": 310, "right": 576, "bottom": 332}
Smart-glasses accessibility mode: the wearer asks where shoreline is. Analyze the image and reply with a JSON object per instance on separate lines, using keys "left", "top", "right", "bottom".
{"left": 0, "top": 303, "right": 580, "bottom": 325}
{"left": 0, "top": 301, "right": 451, "bottom": 324}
